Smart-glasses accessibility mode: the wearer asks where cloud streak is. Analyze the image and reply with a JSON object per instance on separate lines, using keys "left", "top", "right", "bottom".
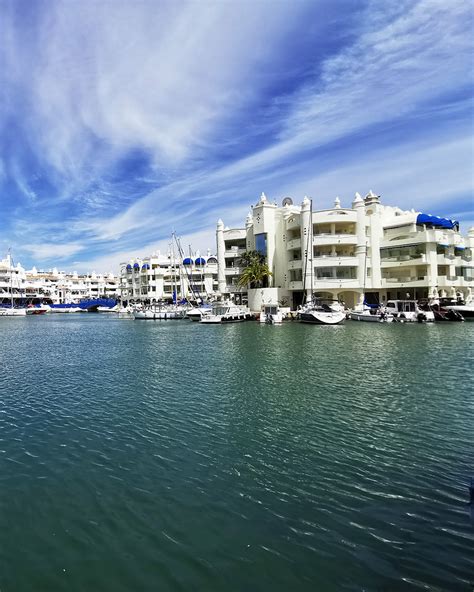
{"left": 1, "top": 0, "right": 472, "bottom": 272}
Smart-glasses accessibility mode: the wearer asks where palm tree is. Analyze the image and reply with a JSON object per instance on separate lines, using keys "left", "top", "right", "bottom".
{"left": 237, "top": 251, "right": 272, "bottom": 289}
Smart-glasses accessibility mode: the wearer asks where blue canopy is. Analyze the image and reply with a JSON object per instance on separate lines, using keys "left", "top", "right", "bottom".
{"left": 133, "top": 263, "right": 140, "bottom": 269}
{"left": 142, "top": 263, "right": 150, "bottom": 270}
{"left": 183, "top": 258, "right": 193, "bottom": 265}
{"left": 416, "top": 213, "right": 458, "bottom": 230}
{"left": 126, "top": 264, "right": 132, "bottom": 271}
{"left": 195, "top": 257, "right": 206, "bottom": 265}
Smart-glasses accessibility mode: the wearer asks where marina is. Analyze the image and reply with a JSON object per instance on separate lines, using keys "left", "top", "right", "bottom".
{"left": 1, "top": 315, "right": 473, "bottom": 591}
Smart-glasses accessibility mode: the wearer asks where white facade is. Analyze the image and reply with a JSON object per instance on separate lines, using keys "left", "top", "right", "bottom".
{"left": 217, "top": 192, "right": 474, "bottom": 310}
{"left": 0, "top": 254, "right": 119, "bottom": 305}
{"left": 120, "top": 251, "right": 219, "bottom": 303}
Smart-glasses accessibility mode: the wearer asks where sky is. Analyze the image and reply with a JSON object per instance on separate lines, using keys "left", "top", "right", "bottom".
{"left": 1, "top": 0, "right": 473, "bottom": 273}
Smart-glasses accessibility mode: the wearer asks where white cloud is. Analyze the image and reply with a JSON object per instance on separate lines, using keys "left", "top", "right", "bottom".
{"left": 23, "top": 242, "right": 84, "bottom": 260}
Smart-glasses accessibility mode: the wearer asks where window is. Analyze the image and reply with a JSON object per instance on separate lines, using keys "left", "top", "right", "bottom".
{"left": 255, "top": 233, "right": 267, "bottom": 257}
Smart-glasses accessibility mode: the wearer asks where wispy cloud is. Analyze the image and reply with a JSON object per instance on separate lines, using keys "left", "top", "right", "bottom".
{"left": 1, "top": 0, "right": 472, "bottom": 272}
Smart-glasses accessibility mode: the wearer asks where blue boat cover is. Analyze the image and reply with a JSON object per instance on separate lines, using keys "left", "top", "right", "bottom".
{"left": 416, "top": 213, "right": 458, "bottom": 230}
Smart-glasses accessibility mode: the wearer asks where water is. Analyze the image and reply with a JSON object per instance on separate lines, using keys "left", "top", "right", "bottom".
{"left": 1, "top": 315, "right": 473, "bottom": 591}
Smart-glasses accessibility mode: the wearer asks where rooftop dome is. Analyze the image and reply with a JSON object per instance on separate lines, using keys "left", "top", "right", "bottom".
{"left": 142, "top": 263, "right": 150, "bottom": 270}
{"left": 195, "top": 257, "right": 206, "bottom": 265}
{"left": 126, "top": 264, "right": 132, "bottom": 271}
{"left": 183, "top": 258, "right": 193, "bottom": 265}
{"left": 207, "top": 256, "right": 218, "bottom": 264}
{"left": 133, "top": 263, "right": 140, "bottom": 269}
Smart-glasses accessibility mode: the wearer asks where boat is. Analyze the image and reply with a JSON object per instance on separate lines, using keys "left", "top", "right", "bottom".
{"left": 298, "top": 299, "right": 346, "bottom": 325}
{"left": 25, "top": 304, "right": 49, "bottom": 315}
{"left": 134, "top": 304, "right": 187, "bottom": 320}
{"left": 0, "top": 307, "right": 27, "bottom": 316}
{"left": 418, "top": 299, "right": 464, "bottom": 322}
{"left": 186, "top": 303, "right": 213, "bottom": 322}
{"left": 350, "top": 305, "right": 393, "bottom": 322}
{"left": 440, "top": 298, "right": 474, "bottom": 321}
{"left": 260, "top": 304, "right": 284, "bottom": 324}
{"left": 200, "top": 302, "right": 253, "bottom": 324}
{"left": 385, "top": 300, "right": 435, "bottom": 322}
{"left": 97, "top": 304, "right": 120, "bottom": 312}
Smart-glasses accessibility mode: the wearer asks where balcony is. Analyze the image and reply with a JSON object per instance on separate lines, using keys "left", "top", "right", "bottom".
{"left": 313, "top": 234, "right": 357, "bottom": 246}
{"left": 289, "top": 281, "right": 303, "bottom": 290}
{"left": 225, "top": 285, "right": 245, "bottom": 293}
{"left": 312, "top": 256, "right": 357, "bottom": 267}
{"left": 287, "top": 238, "right": 301, "bottom": 250}
{"left": 381, "top": 255, "right": 427, "bottom": 267}
{"left": 224, "top": 248, "right": 246, "bottom": 257}
{"left": 381, "top": 276, "right": 428, "bottom": 287}
{"left": 314, "top": 278, "right": 359, "bottom": 289}
{"left": 288, "top": 259, "right": 303, "bottom": 270}
{"left": 225, "top": 267, "right": 243, "bottom": 276}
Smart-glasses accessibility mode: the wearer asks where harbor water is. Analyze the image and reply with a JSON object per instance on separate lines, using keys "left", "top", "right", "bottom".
{"left": 1, "top": 315, "right": 473, "bottom": 591}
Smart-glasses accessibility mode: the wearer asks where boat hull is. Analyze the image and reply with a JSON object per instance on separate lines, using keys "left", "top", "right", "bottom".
{"left": 350, "top": 311, "right": 393, "bottom": 323}
{"left": 299, "top": 311, "right": 345, "bottom": 325}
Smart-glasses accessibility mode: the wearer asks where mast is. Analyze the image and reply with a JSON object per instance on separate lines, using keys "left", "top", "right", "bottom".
{"left": 310, "top": 198, "right": 313, "bottom": 300}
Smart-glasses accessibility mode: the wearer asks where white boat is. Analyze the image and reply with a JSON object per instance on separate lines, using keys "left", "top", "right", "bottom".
{"left": 260, "top": 304, "right": 284, "bottom": 324}
{"left": 298, "top": 299, "right": 346, "bottom": 325}
{"left": 97, "top": 304, "right": 120, "bottom": 312}
{"left": 350, "top": 306, "right": 393, "bottom": 323}
{"left": 25, "top": 304, "right": 49, "bottom": 315}
{"left": 0, "top": 307, "right": 27, "bottom": 316}
{"left": 134, "top": 304, "right": 187, "bottom": 320}
{"left": 385, "top": 300, "right": 435, "bottom": 322}
{"left": 200, "top": 303, "right": 253, "bottom": 324}
{"left": 186, "top": 304, "right": 213, "bottom": 322}
{"left": 441, "top": 298, "right": 474, "bottom": 321}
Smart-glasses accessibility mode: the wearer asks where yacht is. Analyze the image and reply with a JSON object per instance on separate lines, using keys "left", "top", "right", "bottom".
{"left": 134, "top": 304, "right": 187, "bottom": 320}
{"left": 200, "top": 302, "right": 253, "bottom": 324}
{"left": 385, "top": 300, "right": 435, "bottom": 322}
{"left": 440, "top": 298, "right": 474, "bottom": 321}
{"left": 298, "top": 299, "right": 346, "bottom": 325}
{"left": 186, "top": 303, "right": 213, "bottom": 322}
{"left": 259, "top": 304, "right": 284, "bottom": 324}
{"left": 350, "top": 305, "right": 393, "bottom": 323}
{"left": 0, "top": 307, "right": 27, "bottom": 317}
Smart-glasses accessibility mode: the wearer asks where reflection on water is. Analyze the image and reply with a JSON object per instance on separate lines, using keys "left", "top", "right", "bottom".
{"left": 0, "top": 315, "right": 473, "bottom": 591}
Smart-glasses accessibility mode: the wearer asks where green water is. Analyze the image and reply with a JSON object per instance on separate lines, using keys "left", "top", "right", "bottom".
{"left": 1, "top": 316, "right": 473, "bottom": 591}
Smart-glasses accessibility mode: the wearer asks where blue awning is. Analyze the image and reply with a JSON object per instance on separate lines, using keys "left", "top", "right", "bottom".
{"left": 417, "top": 213, "right": 459, "bottom": 230}
{"left": 454, "top": 245, "right": 466, "bottom": 250}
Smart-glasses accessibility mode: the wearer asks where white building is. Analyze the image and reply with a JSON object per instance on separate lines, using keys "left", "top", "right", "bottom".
{"left": 119, "top": 250, "right": 219, "bottom": 304}
{"left": 217, "top": 192, "right": 474, "bottom": 310}
{"left": 0, "top": 253, "right": 119, "bottom": 305}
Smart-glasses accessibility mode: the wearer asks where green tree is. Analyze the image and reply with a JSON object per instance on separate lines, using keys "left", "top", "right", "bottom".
{"left": 237, "top": 251, "right": 272, "bottom": 289}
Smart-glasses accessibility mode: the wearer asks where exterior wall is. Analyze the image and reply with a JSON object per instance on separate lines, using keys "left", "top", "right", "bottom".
{"left": 119, "top": 251, "right": 219, "bottom": 303}
{"left": 0, "top": 255, "right": 119, "bottom": 304}
{"left": 217, "top": 192, "right": 474, "bottom": 309}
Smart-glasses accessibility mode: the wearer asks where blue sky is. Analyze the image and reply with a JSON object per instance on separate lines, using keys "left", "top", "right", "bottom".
{"left": 1, "top": 0, "right": 473, "bottom": 272}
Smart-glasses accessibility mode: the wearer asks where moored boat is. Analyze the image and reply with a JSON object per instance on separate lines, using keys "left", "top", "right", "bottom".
{"left": 260, "top": 304, "right": 284, "bottom": 324}
{"left": 200, "top": 302, "right": 252, "bottom": 324}
{"left": 350, "top": 305, "right": 393, "bottom": 322}
{"left": 386, "top": 300, "right": 434, "bottom": 322}
{"left": 298, "top": 299, "right": 346, "bottom": 325}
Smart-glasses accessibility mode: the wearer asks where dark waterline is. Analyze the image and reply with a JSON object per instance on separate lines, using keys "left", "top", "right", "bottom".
{"left": 1, "top": 316, "right": 473, "bottom": 591}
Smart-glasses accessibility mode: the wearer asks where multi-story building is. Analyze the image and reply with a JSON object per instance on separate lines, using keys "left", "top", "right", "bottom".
{"left": 119, "top": 251, "right": 219, "bottom": 304}
{"left": 217, "top": 191, "right": 474, "bottom": 310}
{"left": 0, "top": 254, "right": 119, "bottom": 305}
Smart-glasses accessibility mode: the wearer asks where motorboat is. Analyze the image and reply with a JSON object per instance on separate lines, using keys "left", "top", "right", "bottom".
{"left": 186, "top": 303, "right": 213, "bottom": 322}
{"left": 350, "top": 305, "right": 393, "bottom": 323}
{"left": 97, "top": 304, "right": 120, "bottom": 312}
{"left": 418, "top": 299, "right": 464, "bottom": 322}
{"left": 298, "top": 299, "right": 346, "bottom": 325}
{"left": 440, "top": 298, "right": 474, "bottom": 321}
{"left": 134, "top": 304, "right": 187, "bottom": 320}
{"left": 260, "top": 304, "right": 284, "bottom": 324}
{"left": 200, "top": 302, "right": 253, "bottom": 324}
{"left": 385, "top": 300, "right": 435, "bottom": 322}
{"left": 0, "top": 307, "right": 27, "bottom": 316}
{"left": 25, "top": 304, "right": 49, "bottom": 315}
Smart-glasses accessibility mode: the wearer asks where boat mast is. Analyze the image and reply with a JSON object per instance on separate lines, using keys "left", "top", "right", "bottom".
{"left": 310, "top": 198, "right": 313, "bottom": 300}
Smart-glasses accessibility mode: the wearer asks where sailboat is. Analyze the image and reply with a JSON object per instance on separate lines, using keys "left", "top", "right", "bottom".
{"left": 297, "top": 199, "right": 345, "bottom": 325}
